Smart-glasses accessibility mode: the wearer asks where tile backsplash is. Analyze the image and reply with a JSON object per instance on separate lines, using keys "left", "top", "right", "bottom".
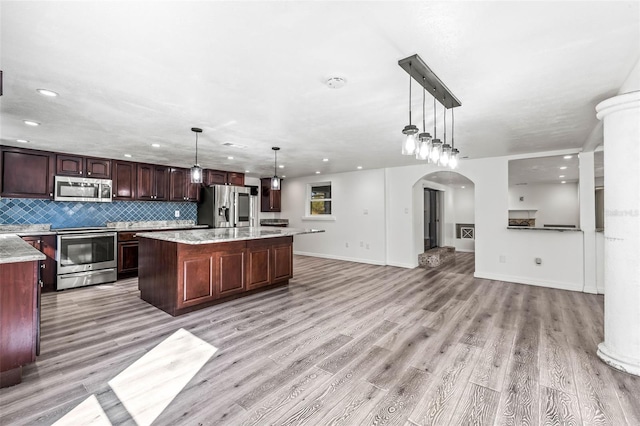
{"left": 0, "top": 198, "right": 197, "bottom": 228}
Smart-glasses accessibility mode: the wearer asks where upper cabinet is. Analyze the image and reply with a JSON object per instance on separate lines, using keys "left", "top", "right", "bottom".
{"left": 170, "top": 168, "right": 200, "bottom": 202}
{"left": 260, "top": 178, "right": 281, "bottom": 212}
{"left": 1, "top": 146, "right": 55, "bottom": 199}
{"left": 137, "top": 164, "right": 169, "bottom": 201}
{"left": 56, "top": 155, "right": 111, "bottom": 178}
{"left": 205, "top": 170, "right": 244, "bottom": 186}
{"left": 113, "top": 160, "right": 137, "bottom": 201}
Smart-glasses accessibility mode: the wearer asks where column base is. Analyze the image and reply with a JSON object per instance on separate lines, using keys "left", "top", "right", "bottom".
{"left": 597, "top": 342, "right": 640, "bottom": 376}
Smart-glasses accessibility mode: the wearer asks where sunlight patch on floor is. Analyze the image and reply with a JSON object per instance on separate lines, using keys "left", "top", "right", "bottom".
{"left": 52, "top": 395, "right": 111, "bottom": 426}
{"left": 108, "top": 328, "right": 217, "bottom": 426}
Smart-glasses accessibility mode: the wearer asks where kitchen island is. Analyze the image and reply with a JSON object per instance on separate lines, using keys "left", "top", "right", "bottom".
{"left": 137, "top": 227, "right": 323, "bottom": 316}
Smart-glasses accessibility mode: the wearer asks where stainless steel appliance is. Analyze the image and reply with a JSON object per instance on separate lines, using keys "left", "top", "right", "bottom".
{"left": 54, "top": 176, "right": 113, "bottom": 202}
{"left": 56, "top": 228, "right": 117, "bottom": 290}
{"left": 198, "top": 185, "right": 258, "bottom": 228}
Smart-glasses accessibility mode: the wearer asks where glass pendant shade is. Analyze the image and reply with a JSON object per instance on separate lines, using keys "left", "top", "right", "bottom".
{"left": 190, "top": 165, "right": 203, "bottom": 183}
{"left": 429, "top": 139, "right": 442, "bottom": 163}
{"left": 440, "top": 143, "right": 452, "bottom": 166}
{"left": 416, "top": 132, "right": 432, "bottom": 160}
{"left": 449, "top": 149, "right": 459, "bottom": 169}
{"left": 271, "top": 176, "right": 280, "bottom": 190}
{"left": 401, "top": 124, "right": 419, "bottom": 155}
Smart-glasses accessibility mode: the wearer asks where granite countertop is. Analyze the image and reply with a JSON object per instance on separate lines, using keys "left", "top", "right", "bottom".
{"left": 106, "top": 220, "right": 208, "bottom": 232}
{"left": 137, "top": 227, "right": 324, "bottom": 245}
{"left": 507, "top": 226, "right": 582, "bottom": 232}
{"left": 0, "top": 224, "right": 56, "bottom": 236}
{"left": 0, "top": 234, "right": 46, "bottom": 264}
{"left": 260, "top": 219, "right": 289, "bottom": 225}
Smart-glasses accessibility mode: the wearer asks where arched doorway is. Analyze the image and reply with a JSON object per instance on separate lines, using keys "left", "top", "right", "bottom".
{"left": 412, "top": 170, "right": 475, "bottom": 272}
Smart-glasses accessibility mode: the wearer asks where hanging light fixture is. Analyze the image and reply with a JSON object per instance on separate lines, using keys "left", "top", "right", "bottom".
{"left": 401, "top": 62, "right": 419, "bottom": 155}
{"left": 416, "top": 77, "right": 432, "bottom": 161}
{"left": 190, "top": 127, "right": 203, "bottom": 184}
{"left": 398, "top": 54, "right": 462, "bottom": 167}
{"left": 449, "top": 107, "right": 459, "bottom": 169}
{"left": 440, "top": 95, "right": 452, "bottom": 167}
{"left": 271, "top": 147, "right": 281, "bottom": 190}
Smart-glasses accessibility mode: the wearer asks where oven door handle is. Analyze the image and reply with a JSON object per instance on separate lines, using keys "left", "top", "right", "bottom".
{"left": 60, "top": 269, "right": 116, "bottom": 278}
{"left": 59, "top": 232, "right": 117, "bottom": 240}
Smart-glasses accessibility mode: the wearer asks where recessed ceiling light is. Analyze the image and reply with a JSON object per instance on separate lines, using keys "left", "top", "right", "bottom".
{"left": 124, "top": 154, "right": 132, "bottom": 158}
{"left": 151, "top": 143, "right": 160, "bottom": 148}
{"left": 16, "top": 139, "right": 29, "bottom": 143}
{"left": 281, "top": 175, "right": 286, "bottom": 178}
{"left": 23, "top": 120, "right": 40, "bottom": 126}
{"left": 315, "top": 171, "right": 320, "bottom": 174}
{"left": 559, "top": 175, "right": 565, "bottom": 178}
{"left": 322, "top": 158, "right": 329, "bottom": 162}
{"left": 357, "top": 166, "right": 363, "bottom": 170}
{"left": 564, "top": 155, "right": 573, "bottom": 159}
{"left": 561, "top": 181, "right": 567, "bottom": 184}
{"left": 245, "top": 170, "right": 250, "bottom": 173}
{"left": 279, "top": 165, "right": 284, "bottom": 169}
{"left": 560, "top": 166, "right": 567, "bottom": 170}
{"left": 227, "top": 156, "right": 234, "bottom": 160}
{"left": 36, "top": 89, "right": 58, "bottom": 97}
{"left": 326, "top": 77, "right": 347, "bottom": 89}
{"left": 461, "top": 186, "right": 465, "bottom": 189}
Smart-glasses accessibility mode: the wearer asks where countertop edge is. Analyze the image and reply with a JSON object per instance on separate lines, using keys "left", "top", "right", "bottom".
{"left": 507, "top": 226, "right": 582, "bottom": 232}
{"left": 137, "top": 228, "right": 324, "bottom": 245}
{"left": 0, "top": 235, "right": 47, "bottom": 264}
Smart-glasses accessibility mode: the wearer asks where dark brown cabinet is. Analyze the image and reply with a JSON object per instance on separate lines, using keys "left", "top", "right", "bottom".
{"left": 117, "top": 232, "right": 139, "bottom": 278}
{"left": 205, "top": 170, "right": 244, "bottom": 186}
{"left": 56, "top": 155, "right": 111, "bottom": 178}
{"left": 21, "top": 236, "right": 56, "bottom": 293}
{"left": 137, "top": 164, "right": 169, "bottom": 201}
{"left": 170, "top": 168, "right": 200, "bottom": 202}
{"left": 218, "top": 250, "right": 246, "bottom": 297}
{"left": 246, "top": 237, "right": 292, "bottom": 289}
{"left": 260, "top": 178, "right": 281, "bottom": 212}
{"left": 1, "top": 147, "right": 55, "bottom": 199}
{"left": 113, "top": 161, "right": 136, "bottom": 200}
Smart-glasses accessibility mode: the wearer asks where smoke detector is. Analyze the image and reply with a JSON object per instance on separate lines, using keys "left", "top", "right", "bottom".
{"left": 326, "top": 77, "right": 347, "bottom": 89}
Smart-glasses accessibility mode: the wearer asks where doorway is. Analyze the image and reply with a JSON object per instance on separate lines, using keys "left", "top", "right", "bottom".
{"left": 424, "top": 188, "right": 441, "bottom": 251}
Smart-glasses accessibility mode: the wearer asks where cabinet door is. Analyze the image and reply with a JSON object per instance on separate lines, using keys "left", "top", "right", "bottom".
{"left": 170, "top": 168, "right": 186, "bottom": 201}
{"left": 270, "top": 189, "right": 281, "bottom": 212}
{"left": 246, "top": 247, "right": 271, "bottom": 290}
{"left": 56, "top": 154, "right": 84, "bottom": 176}
{"left": 85, "top": 158, "right": 111, "bottom": 178}
{"left": 118, "top": 241, "right": 139, "bottom": 275}
{"left": 218, "top": 251, "right": 246, "bottom": 296}
{"left": 179, "top": 255, "right": 215, "bottom": 308}
{"left": 136, "top": 163, "right": 154, "bottom": 200}
{"left": 227, "top": 172, "right": 245, "bottom": 186}
{"left": 272, "top": 244, "right": 292, "bottom": 283}
{"left": 154, "top": 166, "right": 170, "bottom": 201}
{"left": 207, "top": 170, "right": 227, "bottom": 185}
{"left": 113, "top": 161, "right": 136, "bottom": 200}
{"left": 185, "top": 180, "right": 200, "bottom": 202}
{"left": 1, "top": 147, "right": 54, "bottom": 199}
{"left": 39, "top": 235, "right": 57, "bottom": 293}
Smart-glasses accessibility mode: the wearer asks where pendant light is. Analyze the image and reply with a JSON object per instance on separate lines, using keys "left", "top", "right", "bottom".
{"left": 401, "top": 62, "right": 418, "bottom": 155}
{"left": 190, "top": 127, "right": 203, "bottom": 184}
{"left": 440, "top": 96, "right": 452, "bottom": 167}
{"left": 271, "top": 147, "right": 281, "bottom": 190}
{"left": 416, "top": 77, "right": 432, "bottom": 160}
{"left": 429, "top": 94, "right": 442, "bottom": 163}
{"left": 449, "top": 107, "right": 459, "bottom": 169}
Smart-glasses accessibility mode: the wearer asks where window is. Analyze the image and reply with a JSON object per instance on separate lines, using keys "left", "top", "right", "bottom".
{"left": 310, "top": 183, "right": 332, "bottom": 215}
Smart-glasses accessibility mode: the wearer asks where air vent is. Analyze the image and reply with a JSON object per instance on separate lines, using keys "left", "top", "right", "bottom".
{"left": 221, "top": 142, "right": 247, "bottom": 149}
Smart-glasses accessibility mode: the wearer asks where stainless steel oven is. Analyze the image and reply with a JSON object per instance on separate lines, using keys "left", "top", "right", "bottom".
{"left": 56, "top": 231, "right": 117, "bottom": 290}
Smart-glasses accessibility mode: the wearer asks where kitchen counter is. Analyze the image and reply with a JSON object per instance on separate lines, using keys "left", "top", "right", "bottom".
{"left": 137, "top": 226, "right": 323, "bottom": 245}
{"left": 106, "top": 220, "right": 208, "bottom": 232}
{"left": 138, "top": 227, "right": 323, "bottom": 316}
{"left": 507, "top": 226, "right": 582, "bottom": 232}
{"left": 0, "top": 235, "right": 46, "bottom": 264}
{"left": 0, "top": 224, "right": 56, "bottom": 236}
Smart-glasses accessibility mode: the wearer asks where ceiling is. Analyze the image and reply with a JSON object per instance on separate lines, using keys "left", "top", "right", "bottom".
{"left": 1, "top": 2, "right": 638, "bottom": 180}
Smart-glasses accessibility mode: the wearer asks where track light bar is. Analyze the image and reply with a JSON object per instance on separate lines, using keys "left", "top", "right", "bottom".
{"left": 398, "top": 54, "right": 461, "bottom": 109}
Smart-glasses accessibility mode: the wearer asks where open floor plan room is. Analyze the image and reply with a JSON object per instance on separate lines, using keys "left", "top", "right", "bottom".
{"left": 1, "top": 254, "right": 638, "bottom": 425}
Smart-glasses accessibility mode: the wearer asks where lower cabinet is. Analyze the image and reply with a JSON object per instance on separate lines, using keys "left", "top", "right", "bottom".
{"left": 117, "top": 232, "right": 139, "bottom": 278}
{"left": 139, "top": 236, "right": 293, "bottom": 316}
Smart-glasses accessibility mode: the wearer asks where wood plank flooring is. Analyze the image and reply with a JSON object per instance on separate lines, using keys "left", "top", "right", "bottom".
{"left": 1, "top": 252, "right": 639, "bottom": 425}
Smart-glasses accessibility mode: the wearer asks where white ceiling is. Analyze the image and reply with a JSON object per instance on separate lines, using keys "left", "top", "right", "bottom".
{"left": 1, "top": 1, "right": 638, "bottom": 180}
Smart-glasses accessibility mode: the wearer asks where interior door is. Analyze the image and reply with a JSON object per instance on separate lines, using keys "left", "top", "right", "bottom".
{"left": 424, "top": 188, "right": 440, "bottom": 250}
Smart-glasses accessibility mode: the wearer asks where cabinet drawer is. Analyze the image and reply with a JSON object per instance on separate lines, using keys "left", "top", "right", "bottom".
{"left": 118, "top": 232, "right": 138, "bottom": 242}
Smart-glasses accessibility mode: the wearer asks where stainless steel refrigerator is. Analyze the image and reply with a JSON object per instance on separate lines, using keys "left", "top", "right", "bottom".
{"left": 197, "top": 185, "right": 258, "bottom": 228}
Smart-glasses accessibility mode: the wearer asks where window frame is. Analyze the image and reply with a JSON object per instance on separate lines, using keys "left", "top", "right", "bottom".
{"left": 302, "top": 181, "right": 336, "bottom": 221}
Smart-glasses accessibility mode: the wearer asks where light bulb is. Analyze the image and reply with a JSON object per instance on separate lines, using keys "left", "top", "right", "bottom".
{"left": 402, "top": 133, "right": 418, "bottom": 156}
{"left": 440, "top": 144, "right": 451, "bottom": 166}
{"left": 429, "top": 139, "right": 442, "bottom": 163}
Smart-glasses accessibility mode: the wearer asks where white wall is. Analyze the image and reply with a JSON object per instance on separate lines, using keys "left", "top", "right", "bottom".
{"left": 451, "top": 186, "right": 475, "bottom": 252}
{"left": 281, "top": 168, "right": 387, "bottom": 265}
{"left": 508, "top": 182, "right": 580, "bottom": 227}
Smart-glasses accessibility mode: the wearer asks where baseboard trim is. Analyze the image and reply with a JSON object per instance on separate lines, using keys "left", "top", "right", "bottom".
{"left": 293, "top": 251, "right": 387, "bottom": 266}
{"left": 474, "top": 271, "right": 583, "bottom": 292}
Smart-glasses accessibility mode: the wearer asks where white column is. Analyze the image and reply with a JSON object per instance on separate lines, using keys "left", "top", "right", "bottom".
{"left": 579, "top": 151, "right": 597, "bottom": 294}
{"left": 596, "top": 91, "right": 640, "bottom": 376}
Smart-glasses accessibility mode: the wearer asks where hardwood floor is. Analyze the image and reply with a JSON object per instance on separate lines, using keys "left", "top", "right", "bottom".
{"left": 1, "top": 253, "right": 639, "bottom": 425}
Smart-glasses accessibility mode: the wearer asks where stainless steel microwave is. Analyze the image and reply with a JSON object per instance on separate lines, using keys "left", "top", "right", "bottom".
{"left": 54, "top": 176, "right": 113, "bottom": 202}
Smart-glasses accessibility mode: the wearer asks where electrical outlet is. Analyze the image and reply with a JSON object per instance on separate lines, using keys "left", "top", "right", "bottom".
{"left": 404, "top": 207, "right": 409, "bottom": 214}
{"left": 360, "top": 241, "right": 363, "bottom": 247}
{"left": 363, "top": 209, "right": 369, "bottom": 215}
{"left": 499, "top": 255, "right": 506, "bottom": 263}
{"left": 174, "top": 210, "right": 180, "bottom": 218}
{"left": 366, "top": 243, "right": 370, "bottom": 250}
{"left": 535, "top": 257, "right": 542, "bottom": 265}
{"left": 345, "top": 242, "right": 349, "bottom": 248}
